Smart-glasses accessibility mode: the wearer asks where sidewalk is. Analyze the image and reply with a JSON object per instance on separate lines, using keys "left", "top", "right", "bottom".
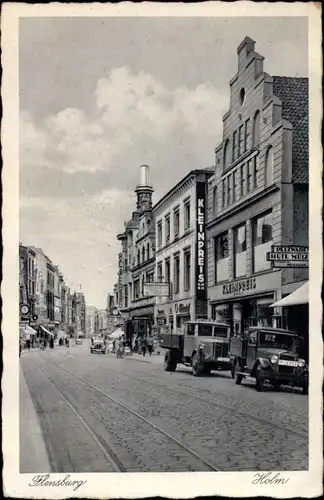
{"left": 19, "top": 366, "right": 52, "bottom": 473}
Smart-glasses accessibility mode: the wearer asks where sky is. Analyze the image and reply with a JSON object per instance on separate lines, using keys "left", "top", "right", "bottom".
{"left": 19, "top": 16, "right": 308, "bottom": 309}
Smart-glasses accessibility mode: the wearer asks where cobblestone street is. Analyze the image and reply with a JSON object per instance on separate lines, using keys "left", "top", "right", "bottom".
{"left": 20, "top": 341, "right": 308, "bottom": 473}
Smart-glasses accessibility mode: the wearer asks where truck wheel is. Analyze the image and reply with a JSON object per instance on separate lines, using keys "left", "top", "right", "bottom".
{"left": 272, "top": 381, "right": 281, "bottom": 391}
{"left": 255, "top": 365, "right": 265, "bottom": 392}
{"left": 164, "top": 351, "right": 177, "bottom": 372}
{"left": 234, "top": 362, "right": 243, "bottom": 385}
{"left": 192, "top": 353, "right": 204, "bottom": 377}
{"left": 203, "top": 366, "right": 211, "bottom": 376}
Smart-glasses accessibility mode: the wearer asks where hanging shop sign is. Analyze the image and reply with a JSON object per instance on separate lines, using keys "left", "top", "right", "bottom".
{"left": 222, "top": 278, "right": 256, "bottom": 297}
{"left": 196, "top": 182, "right": 207, "bottom": 300}
{"left": 175, "top": 303, "right": 191, "bottom": 315}
{"left": 266, "top": 245, "right": 309, "bottom": 268}
{"left": 156, "top": 309, "right": 167, "bottom": 316}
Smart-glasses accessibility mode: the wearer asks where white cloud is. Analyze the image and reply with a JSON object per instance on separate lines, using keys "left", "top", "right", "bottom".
{"left": 20, "top": 66, "right": 228, "bottom": 176}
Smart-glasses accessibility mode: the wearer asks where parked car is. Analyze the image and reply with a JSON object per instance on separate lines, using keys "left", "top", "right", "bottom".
{"left": 230, "top": 326, "right": 308, "bottom": 393}
{"left": 75, "top": 338, "right": 83, "bottom": 345}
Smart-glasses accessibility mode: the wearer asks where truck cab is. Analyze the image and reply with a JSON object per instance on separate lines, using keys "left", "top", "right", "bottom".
{"left": 161, "top": 320, "right": 232, "bottom": 376}
{"left": 230, "top": 327, "right": 308, "bottom": 393}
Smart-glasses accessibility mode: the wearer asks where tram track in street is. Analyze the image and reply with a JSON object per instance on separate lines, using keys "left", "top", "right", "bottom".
{"left": 31, "top": 360, "right": 126, "bottom": 472}
{"left": 81, "top": 357, "right": 308, "bottom": 440}
{"left": 33, "top": 356, "right": 221, "bottom": 472}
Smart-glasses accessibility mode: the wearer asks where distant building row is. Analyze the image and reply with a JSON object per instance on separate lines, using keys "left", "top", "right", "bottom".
{"left": 114, "top": 37, "right": 308, "bottom": 349}
{"left": 19, "top": 243, "right": 86, "bottom": 335}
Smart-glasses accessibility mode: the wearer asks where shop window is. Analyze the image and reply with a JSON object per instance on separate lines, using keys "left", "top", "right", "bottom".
{"left": 173, "top": 207, "right": 180, "bottom": 238}
{"left": 184, "top": 249, "right": 191, "bottom": 291}
{"left": 252, "top": 110, "right": 261, "bottom": 147}
{"left": 141, "top": 247, "right": 145, "bottom": 263}
{"left": 232, "top": 131, "right": 238, "bottom": 162}
{"left": 238, "top": 124, "right": 244, "bottom": 157}
{"left": 223, "top": 139, "right": 230, "bottom": 169}
{"left": 157, "top": 262, "right": 163, "bottom": 282}
{"left": 146, "top": 242, "right": 150, "bottom": 260}
{"left": 165, "top": 214, "right": 170, "bottom": 243}
{"left": 252, "top": 211, "right": 273, "bottom": 273}
{"left": 222, "top": 178, "right": 227, "bottom": 208}
{"left": 214, "top": 232, "right": 229, "bottom": 283}
{"left": 165, "top": 259, "right": 170, "bottom": 283}
{"left": 157, "top": 221, "right": 162, "bottom": 248}
{"left": 265, "top": 146, "right": 274, "bottom": 187}
{"left": 244, "top": 118, "right": 250, "bottom": 152}
{"left": 137, "top": 249, "right": 140, "bottom": 265}
{"left": 184, "top": 199, "right": 191, "bottom": 230}
{"left": 212, "top": 186, "right": 218, "bottom": 215}
{"left": 173, "top": 254, "right": 180, "bottom": 294}
{"left": 234, "top": 224, "right": 247, "bottom": 278}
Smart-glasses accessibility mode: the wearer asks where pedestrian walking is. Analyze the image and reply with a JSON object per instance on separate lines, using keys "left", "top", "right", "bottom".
{"left": 142, "top": 338, "right": 147, "bottom": 357}
{"left": 43, "top": 338, "right": 47, "bottom": 350}
{"left": 31, "top": 337, "right": 34, "bottom": 349}
{"left": 50, "top": 336, "right": 54, "bottom": 349}
{"left": 147, "top": 336, "right": 153, "bottom": 356}
{"left": 26, "top": 338, "right": 31, "bottom": 351}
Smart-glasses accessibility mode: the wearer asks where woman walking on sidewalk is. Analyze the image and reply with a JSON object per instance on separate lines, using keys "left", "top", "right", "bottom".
{"left": 147, "top": 336, "right": 153, "bottom": 356}
{"left": 141, "top": 337, "right": 147, "bottom": 357}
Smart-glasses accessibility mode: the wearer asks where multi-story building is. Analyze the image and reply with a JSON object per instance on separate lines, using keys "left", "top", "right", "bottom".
{"left": 86, "top": 306, "right": 98, "bottom": 337}
{"left": 75, "top": 291, "right": 86, "bottom": 334}
{"left": 97, "top": 309, "right": 108, "bottom": 335}
{"left": 206, "top": 37, "right": 308, "bottom": 342}
{"left": 153, "top": 168, "right": 213, "bottom": 334}
{"left": 19, "top": 243, "right": 36, "bottom": 324}
{"left": 117, "top": 165, "right": 155, "bottom": 342}
{"left": 53, "top": 266, "right": 62, "bottom": 333}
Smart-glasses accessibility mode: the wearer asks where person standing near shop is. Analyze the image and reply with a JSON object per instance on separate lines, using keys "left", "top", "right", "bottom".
{"left": 147, "top": 335, "right": 153, "bottom": 356}
{"left": 141, "top": 337, "right": 147, "bottom": 357}
{"left": 26, "top": 338, "right": 31, "bottom": 351}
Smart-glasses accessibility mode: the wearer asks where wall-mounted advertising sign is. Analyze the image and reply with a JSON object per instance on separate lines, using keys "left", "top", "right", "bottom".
{"left": 266, "top": 245, "right": 309, "bottom": 268}
{"left": 143, "top": 282, "right": 170, "bottom": 297}
{"left": 196, "top": 182, "right": 207, "bottom": 300}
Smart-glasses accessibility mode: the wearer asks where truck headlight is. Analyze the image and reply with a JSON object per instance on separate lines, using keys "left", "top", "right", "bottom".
{"left": 270, "top": 355, "right": 279, "bottom": 364}
{"left": 298, "top": 359, "right": 306, "bottom": 367}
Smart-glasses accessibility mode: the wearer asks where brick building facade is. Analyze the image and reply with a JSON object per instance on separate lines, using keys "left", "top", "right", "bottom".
{"left": 206, "top": 37, "right": 308, "bottom": 342}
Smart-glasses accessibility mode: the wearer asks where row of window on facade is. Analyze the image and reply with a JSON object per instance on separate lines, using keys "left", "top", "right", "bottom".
{"left": 156, "top": 248, "right": 192, "bottom": 295}
{"left": 212, "top": 147, "right": 274, "bottom": 216}
{"left": 157, "top": 198, "right": 191, "bottom": 248}
{"left": 214, "top": 210, "right": 273, "bottom": 282}
{"left": 223, "top": 110, "right": 261, "bottom": 171}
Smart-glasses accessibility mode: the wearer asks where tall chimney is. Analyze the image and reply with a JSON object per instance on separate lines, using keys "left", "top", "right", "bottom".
{"left": 140, "top": 164, "right": 150, "bottom": 186}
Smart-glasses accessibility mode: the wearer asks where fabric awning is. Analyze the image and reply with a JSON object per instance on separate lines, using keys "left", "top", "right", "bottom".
{"left": 109, "top": 328, "right": 124, "bottom": 339}
{"left": 270, "top": 282, "right": 309, "bottom": 308}
{"left": 41, "top": 325, "right": 54, "bottom": 336}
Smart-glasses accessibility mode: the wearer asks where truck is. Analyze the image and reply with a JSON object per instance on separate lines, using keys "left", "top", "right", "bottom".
{"left": 160, "top": 320, "right": 232, "bottom": 376}
{"left": 230, "top": 326, "right": 308, "bottom": 393}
